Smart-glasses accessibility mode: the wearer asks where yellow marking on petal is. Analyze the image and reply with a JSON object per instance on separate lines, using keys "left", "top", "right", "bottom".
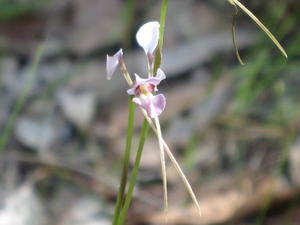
{"left": 139, "top": 84, "right": 154, "bottom": 96}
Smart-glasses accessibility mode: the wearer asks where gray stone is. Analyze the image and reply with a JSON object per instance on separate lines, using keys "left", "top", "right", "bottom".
{"left": 0, "top": 184, "right": 47, "bottom": 225}
{"left": 148, "top": 0, "right": 227, "bottom": 47}
{"left": 166, "top": 76, "right": 232, "bottom": 146}
{"left": 289, "top": 139, "right": 300, "bottom": 185}
{"left": 57, "top": 197, "right": 110, "bottom": 225}
{"left": 58, "top": 90, "right": 97, "bottom": 130}
{"left": 66, "top": 0, "right": 122, "bottom": 55}
{"left": 15, "top": 115, "right": 69, "bottom": 150}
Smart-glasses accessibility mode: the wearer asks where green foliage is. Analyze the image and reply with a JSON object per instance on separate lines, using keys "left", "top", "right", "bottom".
{"left": 0, "top": 44, "right": 44, "bottom": 154}
{"left": 232, "top": 0, "right": 300, "bottom": 118}
{"left": 115, "top": 120, "right": 149, "bottom": 225}
{"left": 0, "top": 0, "right": 46, "bottom": 21}
{"left": 112, "top": 98, "right": 135, "bottom": 225}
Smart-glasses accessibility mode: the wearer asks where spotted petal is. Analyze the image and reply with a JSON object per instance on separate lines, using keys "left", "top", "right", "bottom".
{"left": 136, "top": 21, "right": 160, "bottom": 55}
{"left": 127, "top": 69, "right": 166, "bottom": 96}
{"left": 133, "top": 94, "right": 166, "bottom": 118}
{"left": 106, "top": 49, "right": 123, "bottom": 80}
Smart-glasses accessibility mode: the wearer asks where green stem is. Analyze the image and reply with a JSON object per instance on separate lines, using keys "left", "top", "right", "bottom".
{"left": 116, "top": 119, "right": 149, "bottom": 225}
{"left": 0, "top": 44, "right": 44, "bottom": 154}
{"left": 122, "top": 0, "right": 136, "bottom": 48}
{"left": 154, "top": 0, "right": 168, "bottom": 74}
{"left": 159, "top": 0, "right": 168, "bottom": 50}
{"left": 112, "top": 97, "right": 135, "bottom": 225}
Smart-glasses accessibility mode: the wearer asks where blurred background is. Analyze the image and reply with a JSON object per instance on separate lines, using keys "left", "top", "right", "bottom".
{"left": 0, "top": 0, "right": 299, "bottom": 224}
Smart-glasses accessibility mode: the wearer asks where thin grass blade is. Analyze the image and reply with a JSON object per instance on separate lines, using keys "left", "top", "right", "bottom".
{"left": 116, "top": 119, "right": 149, "bottom": 225}
{"left": 0, "top": 44, "right": 44, "bottom": 154}
{"left": 154, "top": 0, "right": 168, "bottom": 74}
{"left": 231, "top": 4, "right": 245, "bottom": 65}
{"left": 112, "top": 97, "right": 135, "bottom": 225}
{"left": 231, "top": 0, "right": 288, "bottom": 58}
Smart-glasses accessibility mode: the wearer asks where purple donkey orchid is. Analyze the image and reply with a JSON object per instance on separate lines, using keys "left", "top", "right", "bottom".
{"left": 106, "top": 21, "right": 166, "bottom": 118}
{"left": 127, "top": 69, "right": 166, "bottom": 118}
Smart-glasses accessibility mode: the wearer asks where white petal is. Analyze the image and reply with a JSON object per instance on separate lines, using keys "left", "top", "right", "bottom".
{"left": 136, "top": 21, "right": 160, "bottom": 55}
{"left": 106, "top": 49, "right": 123, "bottom": 80}
{"left": 156, "top": 68, "right": 166, "bottom": 80}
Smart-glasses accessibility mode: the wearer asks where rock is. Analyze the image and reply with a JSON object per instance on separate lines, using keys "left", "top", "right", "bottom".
{"left": 0, "top": 57, "right": 18, "bottom": 89}
{"left": 166, "top": 75, "right": 232, "bottom": 146}
{"left": 58, "top": 90, "right": 97, "bottom": 130}
{"left": 113, "top": 134, "right": 161, "bottom": 171}
{"left": 15, "top": 114, "right": 69, "bottom": 151}
{"left": 148, "top": 0, "right": 227, "bottom": 48}
{"left": 0, "top": 184, "right": 47, "bottom": 225}
{"left": 66, "top": 0, "right": 123, "bottom": 55}
{"left": 57, "top": 197, "right": 110, "bottom": 225}
{"left": 195, "top": 132, "right": 220, "bottom": 171}
{"left": 132, "top": 136, "right": 161, "bottom": 170}
{"left": 65, "top": 61, "right": 128, "bottom": 103}
{"left": 161, "top": 29, "right": 256, "bottom": 75}
{"left": 0, "top": 0, "right": 122, "bottom": 56}
{"left": 37, "top": 60, "right": 72, "bottom": 84}
{"left": 0, "top": 15, "right": 46, "bottom": 55}
{"left": 289, "top": 139, "right": 300, "bottom": 185}
{"left": 0, "top": 57, "right": 18, "bottom": 127}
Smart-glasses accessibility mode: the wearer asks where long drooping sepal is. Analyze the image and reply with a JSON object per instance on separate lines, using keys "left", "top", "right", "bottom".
{"left": 154, "top": 116, "right": 168, "bottom": 220}
{"left": 140, "top": 108, "right": 202, "bottom": 217}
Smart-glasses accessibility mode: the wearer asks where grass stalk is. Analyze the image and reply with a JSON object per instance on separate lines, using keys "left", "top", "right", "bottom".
{"left": 231, "top": 4, "right": 245, "bottom": 65}
{"left": 116, "top": 119, "right": 149, "bottom": 225}
{"left": 0, "top": 44, "right": 44, "bottom": 154}
{"left": 230, "top": 0, "right": 288, "bottom": 58}
{"left": 158, "top": 0, "right": 168, "bottom": 50}
{"left": 112, "top": 97, "right": 135, "bottom": 225}
{"left": 154, "top": 0, "right": 168, "bottom": 74}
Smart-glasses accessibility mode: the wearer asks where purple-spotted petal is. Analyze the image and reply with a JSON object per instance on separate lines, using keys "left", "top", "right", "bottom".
{"left": 136, "top": 21, "right": 160, "bottom": 55}
{"left": 140, "top": 69, "right": 166, "bottom": 87}
{"left": 151, "top": 94, "right": 166, "bottom": 117}
{"left": 127, "top": 71, "right": 166, "bottom": 96}
{"left": 106, "top": 49, "right": 123, "bottom": 80}
{"left": 133, "top": 94, "right": 166, "bottom": 118}
{"left": 126, "top": 74, "right": 141, "bottom": 95}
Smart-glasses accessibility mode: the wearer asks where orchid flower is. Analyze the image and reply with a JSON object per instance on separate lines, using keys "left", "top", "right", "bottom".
{"left": 127, "top": 69, "right": 166, "bottom": 118}
{"left": 106, "top": 21, "right": 202, "bottom": 222}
